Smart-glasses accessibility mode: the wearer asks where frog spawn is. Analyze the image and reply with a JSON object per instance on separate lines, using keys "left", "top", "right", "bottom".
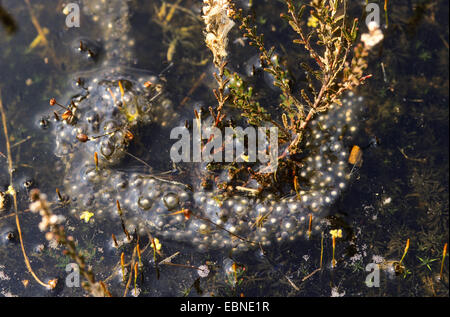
{"left": 54, "top": 63, "right": 363, "bottom": 252}
{"left": 55, "top": 67, "right": 172, "bottom": 163}
{"left": 49, "top": 0, "right": 366, "bottom": 253}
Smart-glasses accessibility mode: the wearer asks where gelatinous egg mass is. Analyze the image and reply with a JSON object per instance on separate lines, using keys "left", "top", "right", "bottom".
{"left": 52, "top": 0, "right": 364, "bottom": 254}
{"left": 54, "top": 66, "right": 363, "bottom": 253}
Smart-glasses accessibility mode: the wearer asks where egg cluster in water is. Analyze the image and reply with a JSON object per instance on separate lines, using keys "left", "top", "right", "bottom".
{"left": 53, "top": 65, "right": 362, "bottom": 253}
{"left": 52, "top": 0, "right": 363, "bottom": 253}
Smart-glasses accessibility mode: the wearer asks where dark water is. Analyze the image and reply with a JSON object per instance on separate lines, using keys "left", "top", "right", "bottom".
{"left": 0, "top": 0, "right": 448, "bottom": 297}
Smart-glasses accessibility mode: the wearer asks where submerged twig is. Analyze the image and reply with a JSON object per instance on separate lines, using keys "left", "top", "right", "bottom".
{"left": 301, "top": 268, "right": 321, "bottom": 282}
{"left": 0, "top": 89, "right": 52, "bottom": 289}
{"left": 24, "top": 0, "right": 58, "bottom": 64}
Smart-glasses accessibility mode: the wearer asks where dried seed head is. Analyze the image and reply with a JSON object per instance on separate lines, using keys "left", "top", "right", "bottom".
{"left": 125, "top": 130, "right": 134, "bottom": 141}
{"left": 111, "top": 233, "right": 119, "bottom": 248}
{"left": 61, "top": 110, "right": 73, "bottom": 121}
{"left": 48, "top": 279, "right": 58, "bottom": 289}
{"left": 29, "top": 188, "right": 41, "bottom": 202}
{"left": 94, "top": 152, "right": 99, "bottom": 170}
{"left": 76, "top": 133, "right": 89, "bottom": 143}
{"left": 49, "top": 98, "right": 56, "bottom": 106}
{"left": 116, "top": 200, "right": 122, "bottom": 216}
{"left": 76, "top": 78, "right": 84, "bottom": 87}
{"left": 78, "top": 41, "right": 84, "bottom": 51}
{"left": 183, "top": 208, "right": 192, "bottom": 220}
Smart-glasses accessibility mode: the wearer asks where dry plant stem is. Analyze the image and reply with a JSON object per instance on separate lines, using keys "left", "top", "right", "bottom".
{"left": 194, "top": 213, "right": 255, "bottom": 245}
{"left": 0, "top": 90, "right": 51, "bottom": 289}
{"left": 440, "top": 243, "right": 447, "bottom": 281}
{"left": 116, "top": 200, "right": 131, "bottom": 240}
{"left": 103, "top": 236, "right": 153, "bottom": 285}
{"left": 287, "top": 83, "right": 327, "bottom": 154}
{"left": 332, "top": 235, "right": 336, "bottom": 268}
{"left": 235, "top": 8, "right": 304, "bottom": 117}
{"left": 159, "top": 262, "right": 204, "bottom": 271}
{"left": 285, "top": 0, "right": 324, "bottom": 69}
{"left": 302, "top": 267, "right": 321, "bottom": 282}
{"left": 180, "top": 72, "right": 207, "bottom": 108}
{"left": 212, "top": 61, "right": 230, "bottom": 126}
{"left": 283, "top": 0, "right": 360, "bottom": 153}
{"left": 122, "top": 151, "right": 191, "bottom": 190}
{"left": 24, "top": 0, "right": 48, "bottom": 47}
{"left": 123, "top": 247, "right": 137, "bottom": 297}
{"left": 284, "top": 274, "right": 300, "bottom": 291}
{"left": 24, "top": 0, "right": 58, "bottom": 64}
{"left": 122, "top": 232, "right": 157, "bottom": 297}
{"left": 399, "top": 238, "right": 410, "bottom": 266}
{"left": 30, "top": 191, "right": 106, "bottom": 295}
{"left": 320, "top": 232, "right": 324, "bottom": 268}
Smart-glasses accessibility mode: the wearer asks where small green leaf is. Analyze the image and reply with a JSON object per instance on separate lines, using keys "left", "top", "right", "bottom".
{"left": 342, "top": 28, "right": 352, "bottom": 42}
{"left": 350, "top": 18, "right": 359, "bottom": 42}
{"left": 297, "top": 5, "right": 306, "bottom": 20}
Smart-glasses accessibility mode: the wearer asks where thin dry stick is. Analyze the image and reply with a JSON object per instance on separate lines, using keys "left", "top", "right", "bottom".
{"left": 121, "top": 232, "right": 156, "bottom": 297}
{"left": 285, "top": 274, "right": 300, "bottom": 291}
{"left": 302, "top": 268, "right": 321, "bottom": 282}
{"left": 24, "top": 0, "right": 58, "bottom": 64}
{"left": 159, "top": 251, "right": 180, "bottom": 264}
{"left": 179, "top": 72, "right": 206, "bottom": 108}
{"left": 123, "top": 247, "right": 137, "bottom": 297}
{"left": 320, "top": 232, "right": 324, "bottom": 269}
{"left": 0, "top": 89, "right": 51, "bottom": 288}
{"left": 159, "top": 262, "right": 205, "bottom": 272}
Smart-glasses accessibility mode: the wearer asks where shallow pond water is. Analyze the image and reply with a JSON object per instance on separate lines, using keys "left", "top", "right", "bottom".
{"left": 0, "top": 0, "right": 448, "bottom": 297}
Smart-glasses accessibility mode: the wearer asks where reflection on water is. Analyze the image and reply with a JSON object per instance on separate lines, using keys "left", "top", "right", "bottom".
{"left": 0, "top": 0, "right": 448, "bottom": 297}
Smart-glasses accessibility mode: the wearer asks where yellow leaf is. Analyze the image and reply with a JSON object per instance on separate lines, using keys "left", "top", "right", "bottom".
{"left": 330, "top": 229, "right": 342, "bottom": 239}
{"left": 26, "top": 28, "right": 49, "bottom": 53}
{"left": 80, "top": 211, "right": 94, "bottom": 223}
{"left": 151, "top": 238, "right": 162, "bottom": 251}
{"left": 307, "top": 16, "right": 319, "bottom": 28}
{"left": 6, "top": 185, "right": 16, "bottom": 196}
{"left": 240, "top": 154, "right": 249, "bottom": 162}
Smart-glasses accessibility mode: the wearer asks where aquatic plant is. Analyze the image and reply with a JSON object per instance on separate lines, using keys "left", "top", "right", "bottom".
{"left": 28, "top": 188, "right": 109, "bottom": 296}
{"left": 201, "top": 0, "right": 379, "bottom": 194}
{"left": 417, "top": 255, "right": 438, "bottom": 271}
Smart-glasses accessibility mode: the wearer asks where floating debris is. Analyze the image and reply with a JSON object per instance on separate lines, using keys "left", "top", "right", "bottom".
{"left": 80, "top": 211, "right": 94, "bottom": 223}
{"left": 197, "top": 264, "right": 210, "bottom": 278}
{"left": 348, "top": 145, "right": 363, "bottom": 166}
{"left": 0, "top": 191, "right": 10, "bottom": 212}
{"left": 361, "top": 21, "right": 384, "bottom": 49}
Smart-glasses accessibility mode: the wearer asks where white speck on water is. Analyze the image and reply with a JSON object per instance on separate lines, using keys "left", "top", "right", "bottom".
{"left": 197, "top": 265, "right": 210, "bottom": 278}
{"left": 372, "top": 255, "right": 385, "bottom": 264}
{"left": 331, "top": 286, "right": 345, "bottom": 297}
{"left": 0, "top": 269, "right": 10, "bottom": 281}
